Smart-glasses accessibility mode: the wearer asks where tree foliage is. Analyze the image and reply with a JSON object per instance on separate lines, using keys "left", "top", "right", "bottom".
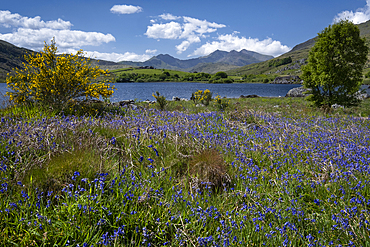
{"left": 6, "top": 38, "right": 114, "bottom": 106}
{"left": 302, "top": 20, "right": 368, "bottom": 107}
{"left": 214, "top": 71, "right": 228, "bottom": 78}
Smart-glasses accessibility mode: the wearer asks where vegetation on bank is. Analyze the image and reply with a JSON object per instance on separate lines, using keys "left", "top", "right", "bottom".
{"left": 112, "top": 68, "right": 235, "bottom": 84}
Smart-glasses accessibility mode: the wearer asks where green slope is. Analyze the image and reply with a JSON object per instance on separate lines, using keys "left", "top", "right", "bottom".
{"left": 0, "top": 40, "right": 32, "bottom": 83}
{"left": 228, "top": 19, "right": 370, "bottom": 77}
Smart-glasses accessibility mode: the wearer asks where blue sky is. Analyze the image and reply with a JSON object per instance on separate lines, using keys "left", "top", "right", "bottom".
{"left": 1, "top": 0, "right": 370, "bottom": 62}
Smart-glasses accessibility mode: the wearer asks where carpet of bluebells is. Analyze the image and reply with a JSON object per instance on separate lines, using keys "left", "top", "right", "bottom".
{"left": 0, "top": 105, "right": 370, "bottom": 246}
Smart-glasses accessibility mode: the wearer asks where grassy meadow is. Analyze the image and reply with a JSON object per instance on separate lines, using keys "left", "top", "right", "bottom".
{"left": 1, "top": 96, "right": 370, "bottom": 246}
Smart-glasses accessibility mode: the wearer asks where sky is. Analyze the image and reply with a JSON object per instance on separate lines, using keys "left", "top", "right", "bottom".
{"left": 1, "top": 0, "right": 370, "bottom": 62}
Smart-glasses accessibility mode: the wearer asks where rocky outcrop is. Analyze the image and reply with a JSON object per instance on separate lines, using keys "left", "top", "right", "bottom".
{"left": 272, "top": 76, "right": 302, "bottom": 84}
{"left": 274, "top": 59, "right": 307, "bottom": 74}
{"left": 354, "top": 90, "right": 368, "bottom": 100}
{"left": 285, "top": 87, "right": 368, "bottom": 99}
{"left": 285, "top": 87, "right": 310, "bottom": 97}
{"left": 240, "top": 94, "right": 260, "bottom": 98}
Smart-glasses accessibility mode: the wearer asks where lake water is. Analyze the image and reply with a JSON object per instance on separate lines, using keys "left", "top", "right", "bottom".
{"left": 1, "top": 82, "right": 369, "bottom": 103}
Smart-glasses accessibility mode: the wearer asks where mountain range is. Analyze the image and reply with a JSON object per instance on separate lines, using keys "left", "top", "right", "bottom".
{"left": 2, "top": 19, "right": 370, "bottom": 82}
{"left": 0, "top": 40, "right": 273, "bottom": 82}
{"left": 118, "top": 49, "right": 273, "bottom": 73}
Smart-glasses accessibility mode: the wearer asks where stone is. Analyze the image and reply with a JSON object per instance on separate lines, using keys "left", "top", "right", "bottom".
{"left": 354, "top": 90, "right": 368, "bottom": 100}
{"left": 172, "top": 96, "right": 181, "bottom": 101}
{"left": 285, "top": 87, "right": 310, "bottom": 97}
{"left": 331, "top": 104, "right": 344, "bottom": 109}
{"left": 240, "top": 94, "right": 260, "bottom": 98}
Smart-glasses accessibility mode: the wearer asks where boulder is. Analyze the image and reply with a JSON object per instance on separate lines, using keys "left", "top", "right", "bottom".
{"left": 240, "top": 94, "right": 260, "bottom": 98}
{"left": 172, "top": 96, "right": 181, "bottom": 101}
{"left": 285, "top": 87, "right": 310, "bottom": 97}
{"left": 331, "top": 104, "right": 344, "bottom": 109}
{"left": 111, "top": 100, "right": 135, "bottom": 107}
{"left": 354, "top": 90, "right": 368, "bottom": 100}
{"left": 286, "top": 87, "right": 368, "bottom": 100}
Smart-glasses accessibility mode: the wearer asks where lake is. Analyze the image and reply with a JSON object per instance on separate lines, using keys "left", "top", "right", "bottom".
{"left": 1, "top": 82, "right": 369, "bottom": 103}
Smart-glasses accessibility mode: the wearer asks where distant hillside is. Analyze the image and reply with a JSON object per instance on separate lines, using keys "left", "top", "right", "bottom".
{"left": 119, "top": 49, "right": 273, "bottom": 73}
{"left": 0, "top": 40, "right": 130, "bottom": 83}
{"left": 0, "top": 40, "right": 32, "bottom": 83}
{"left": 228, "top": 19, "right": 370, "bottom": 76}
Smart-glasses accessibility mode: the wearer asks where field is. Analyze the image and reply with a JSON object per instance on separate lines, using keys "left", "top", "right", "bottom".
{"left": 1, "top": 96, "right": 370, "bottom": 246}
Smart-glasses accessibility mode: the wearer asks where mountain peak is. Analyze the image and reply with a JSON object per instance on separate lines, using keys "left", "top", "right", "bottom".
{"left": 118, "top": 49, "right": 274, "bottom": 73}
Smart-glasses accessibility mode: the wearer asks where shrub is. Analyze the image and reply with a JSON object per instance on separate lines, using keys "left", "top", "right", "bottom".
{"left": 6, "top": 38, "right": 114, "bottom": 107}
{"left": 191, "top": 89, "right": 213, "bottom": 106}
{"left": 152, "top": 91, "right": 167, "bottom": 110}
{"left": 188, "top": 149, "right": 230, "bottom": 192}
{"left": 214, "top": 71, "right": 228, "bottom": 78}
{"left": 214, "top": 95, "right": 230, "bottom": 111}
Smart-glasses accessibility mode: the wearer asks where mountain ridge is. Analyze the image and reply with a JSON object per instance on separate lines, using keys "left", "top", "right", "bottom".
{"left": 118, "top": 49, "right": 273, "bottom": 73}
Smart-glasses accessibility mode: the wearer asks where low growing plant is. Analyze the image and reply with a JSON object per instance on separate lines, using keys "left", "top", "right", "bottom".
{"left": 191, "top": 89, "right": 213, "bottom": 106}
{"left": 213, "top": 95, "right": 230, "bottom": 111}
{"left": 152, "top": 91, "right": 167, "bottom": 110}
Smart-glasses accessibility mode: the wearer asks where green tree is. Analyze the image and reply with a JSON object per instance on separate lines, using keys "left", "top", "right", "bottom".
{"left": 214, "top": 71, "right": 228, "bottom": 78}
{"left": 302, "top": 20, "right": 368, "bottom": 107}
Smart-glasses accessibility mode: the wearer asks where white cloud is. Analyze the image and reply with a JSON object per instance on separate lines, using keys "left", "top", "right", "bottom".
{"left": 159, "top": 13, "right": 180, "bottom": 20}
{"left": 0, "top": 10, "right": 72, "bottom": 29}
{"left": 176, "top": 41, "right": 191, "bottom": 53}
{"left": 145, "top": 21, "right": 183, "bottom": 39}
{"left": 145, "top": 14, "right": 226, "bottom": 53}
{"left": 110, "top": 5, "right": 143, "bottom": 14}
{"left": 191, "top": 33, "right": 291, "bottom": 57}
{"left": 145, "top": 49, "right": 157, "bottom": 54}
{"left": 0, "top": 10, "right": 115, "bottom": 51}
{"left": 333, "top": 0, "right": 370, "bottom": 24}
{"left": 70, "top": 50, "right": 151, "bottom": 62}
{"left": 0, "top": 28, "right": 115, "bottom": 51}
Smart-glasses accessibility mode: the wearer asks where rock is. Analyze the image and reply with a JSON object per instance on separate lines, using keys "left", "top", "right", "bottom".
{"left": 354, "top": 90, "right": 368, "bottom": 100}
{"left": 172, "top": 96, "right": 181, "bottom": 101}
{"left": 285, "top": 87, "right": 310, "bottom": 97}
{"left": 240, "top": 94, "right": 260, "bottom": 98}
{"left": 272, "top": 75, "right": 302, "bottom": 84}
{"left": 331, "top": 104, "right": 344, "bottom": 109}
{"left": 285, "top": 87, "right": 368, "bottom": 100}
{"left": 111, "top": 100, "right": 135, "bottom": 107}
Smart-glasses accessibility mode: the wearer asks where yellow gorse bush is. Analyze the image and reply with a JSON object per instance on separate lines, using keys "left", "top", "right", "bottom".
{"left": 214, "top": 95, "right": 230, "bottom": 111}
{"left": 6, "top": 38, "right": 115, "bottom": 106}
{"left": 191, "top": 89, "right": 212, "bottom": 106}
{"left": 152, "top": 91, "right": 167, "bottom": 110}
